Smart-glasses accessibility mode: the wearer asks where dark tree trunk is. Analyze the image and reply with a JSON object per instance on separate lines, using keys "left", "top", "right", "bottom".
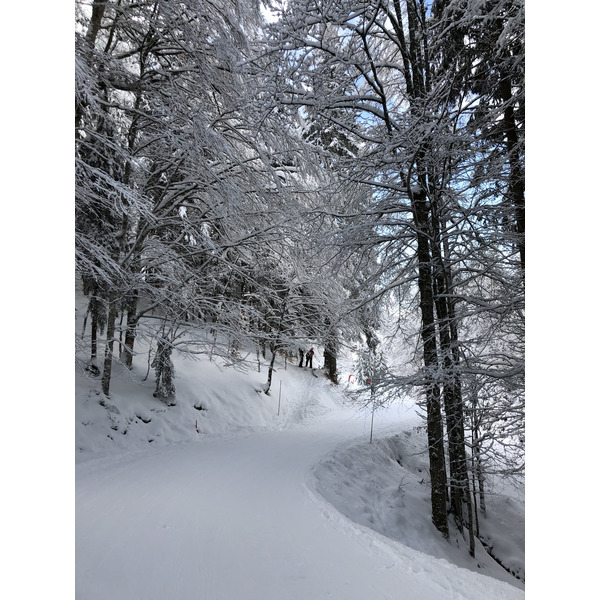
{"left": 101, "top": 297, "right": 118, "bottom": 397}
{"left": 152, "top": 338, "right": 176, "bottom": 402}
{"left": 327, "top": 345, "right": 338, "bottom": 384}
{"left": 85, "top": 0, "right": 106, "bottom": 48}
{"left": 91, "top": 312, "right": 98, "bottom": 361}
{"left": 264, "top": 296, "right": 288, "bottom": 395}
{"left": 122, "top": 296, "right": 138, "bottom": 370}
{"left": 413, "top": 190, "right": 449, "bottom": 538}
{"left": 498, "top": 74, "right": 525, "bottom": 271}
{"left": 470, "top": 391, "right": 487, "bottom": 519}
{"left": 265, "top": 345, "right": 278, "bottom": 395}
{"left": 389, "top": 0, "right": 449, "bottom": 537}
{"left": 430, "top": 201, "right": 472, "bottom": 541}
{"left": 323, "top": 320, "right": 339, "bottom": 384}
{"left": 122, "top": 326, "right": 136, "bottom": 369}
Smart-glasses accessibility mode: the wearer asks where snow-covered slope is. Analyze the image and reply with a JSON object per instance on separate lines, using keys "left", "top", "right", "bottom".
{"left": 76, "top": 349, "right": 346, "bottom": 460}
{"left": 75, "top": 340, "right": 525, "bottom": 599}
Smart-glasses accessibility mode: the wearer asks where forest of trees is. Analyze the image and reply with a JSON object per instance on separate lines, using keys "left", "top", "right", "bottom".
{"left": 75, "top": 0, "right": 524, "bottom": 553}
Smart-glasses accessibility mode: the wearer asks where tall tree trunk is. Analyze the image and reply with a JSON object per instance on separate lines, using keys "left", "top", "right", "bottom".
{"left": 265, "top": 344, "right": 278, "bottom": 395}
{"left": 470, "top": 389, "right": 487, "bottom": 518}
{"left": 391, "top": 0, "right": 449, "bottom": 538}
{"left": 121, "top": 291, "right": 139, "bottom": 369}
{"left": 91, "top": 312, "right": 98, "bottom": 361}
{"left": 326, "top": 341, "right": 338, "bottom": 384}
{"left": 85, "top": 0, "right": 106, "bottom": 48}
{"left": 430, "top": 199, "right": 473, "bottom": 540}
{"left": 498, "top": 73, "right": 525, "bottom": 271}
{"left": 413, "top": 189, "right": 449, "bottom": 538}
{"left": 76, "top": 0, "right": 107, "bottom": 132}
{"left": 264, "top": 296, "right": 288, "bottom": 395}
{"left": 323, "top": 318, "right": 338, "bottom": 384}
{"left": 98, "top": 76, "right": 143, "bottom": 387}
{"left": 471, "top": 463, "right": 480, "bottom": 538}
{"left": 101, "top": 295, "right": 118, "bottom": 397}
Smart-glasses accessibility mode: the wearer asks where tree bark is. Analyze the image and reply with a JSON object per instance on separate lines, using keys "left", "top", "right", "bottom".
{"left": 430, "top": 199, "right": 472, "bottom": 538}
{"left": 413, "top": 190, "right": 449, "bottom": 538}
{"left": 265, "top": 344, "right": 278, "bottom": 395}
{"left": 121, "top": 291, "right": 139, "bottom": 369}
{"left": 101, "top": 296, "right": 118, "bottom": 397}
{"left": 264, "top": 296, "right": 288, "bottom": 395}
{"left": 91, "top": 312, "right": 98, "bottom": 361}
{"left": 85, "top": 0, "right": 106, "bottom": 49}
{"left": 498, "top": 74, "right": 525, "bottom": 271}
{"left": 323, "top": 319, "right": 338, "bottom": 384}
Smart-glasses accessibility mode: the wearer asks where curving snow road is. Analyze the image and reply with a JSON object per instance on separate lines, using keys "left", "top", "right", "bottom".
{"left": 76, "top": 405, "right": 524, "bottom": 599}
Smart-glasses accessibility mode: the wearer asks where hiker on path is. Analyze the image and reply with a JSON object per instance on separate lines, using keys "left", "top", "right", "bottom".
{"left": 298, "top": 348, "right": 305, "bottom": 367}
{"left": 306, "top": 348, "right": 315, "bottom": 369}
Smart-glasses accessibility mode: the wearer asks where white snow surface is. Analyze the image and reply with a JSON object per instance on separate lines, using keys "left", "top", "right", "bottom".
{"left": 74, "top": 341, "right": 525, "bottom": 600}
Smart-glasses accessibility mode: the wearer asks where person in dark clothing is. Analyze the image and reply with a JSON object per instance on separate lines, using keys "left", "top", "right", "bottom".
{"left": 298, "top": 348, "right": 305, "bottom": 367}
{"left": 306, "top": 348, "right": 314, "bottom": 368}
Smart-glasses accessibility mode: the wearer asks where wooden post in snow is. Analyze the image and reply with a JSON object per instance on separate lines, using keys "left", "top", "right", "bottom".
{"left": 277, "top": 380, "right": 282, "bottom": 416}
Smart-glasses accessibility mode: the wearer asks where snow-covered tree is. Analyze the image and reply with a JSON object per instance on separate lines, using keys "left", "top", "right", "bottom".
{"left": 76, "top": 0, "right": 279, "bottom": 395}
{"left": 75, "top": 0, "right": 524, "bottom": 559}
{"left": 75, "top": 0, "right": 360, "bottom": 401}
{"left": 262, "top": 0, "right": 524, "bottom": 547}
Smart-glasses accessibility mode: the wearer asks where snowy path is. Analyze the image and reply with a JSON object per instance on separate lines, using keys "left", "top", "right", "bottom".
{"left": 76, "top": 406, "right": 524, "bottom": 600}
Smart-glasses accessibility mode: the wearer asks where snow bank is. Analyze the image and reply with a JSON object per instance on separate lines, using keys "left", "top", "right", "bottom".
{"left": 76, "top": 343, "right": 345, "bottom": 461}
{"left": 313, "top": 429, "right": 525, "bottom": 588}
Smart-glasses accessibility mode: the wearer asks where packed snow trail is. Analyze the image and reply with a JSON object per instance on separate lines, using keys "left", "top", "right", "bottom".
{"left": 76, "top": 407, "right": 523, "bottom": 600}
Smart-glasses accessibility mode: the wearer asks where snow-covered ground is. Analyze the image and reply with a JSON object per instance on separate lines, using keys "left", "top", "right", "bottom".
{"left": 71, "top": 340, "right": 525, "bottom": 599}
